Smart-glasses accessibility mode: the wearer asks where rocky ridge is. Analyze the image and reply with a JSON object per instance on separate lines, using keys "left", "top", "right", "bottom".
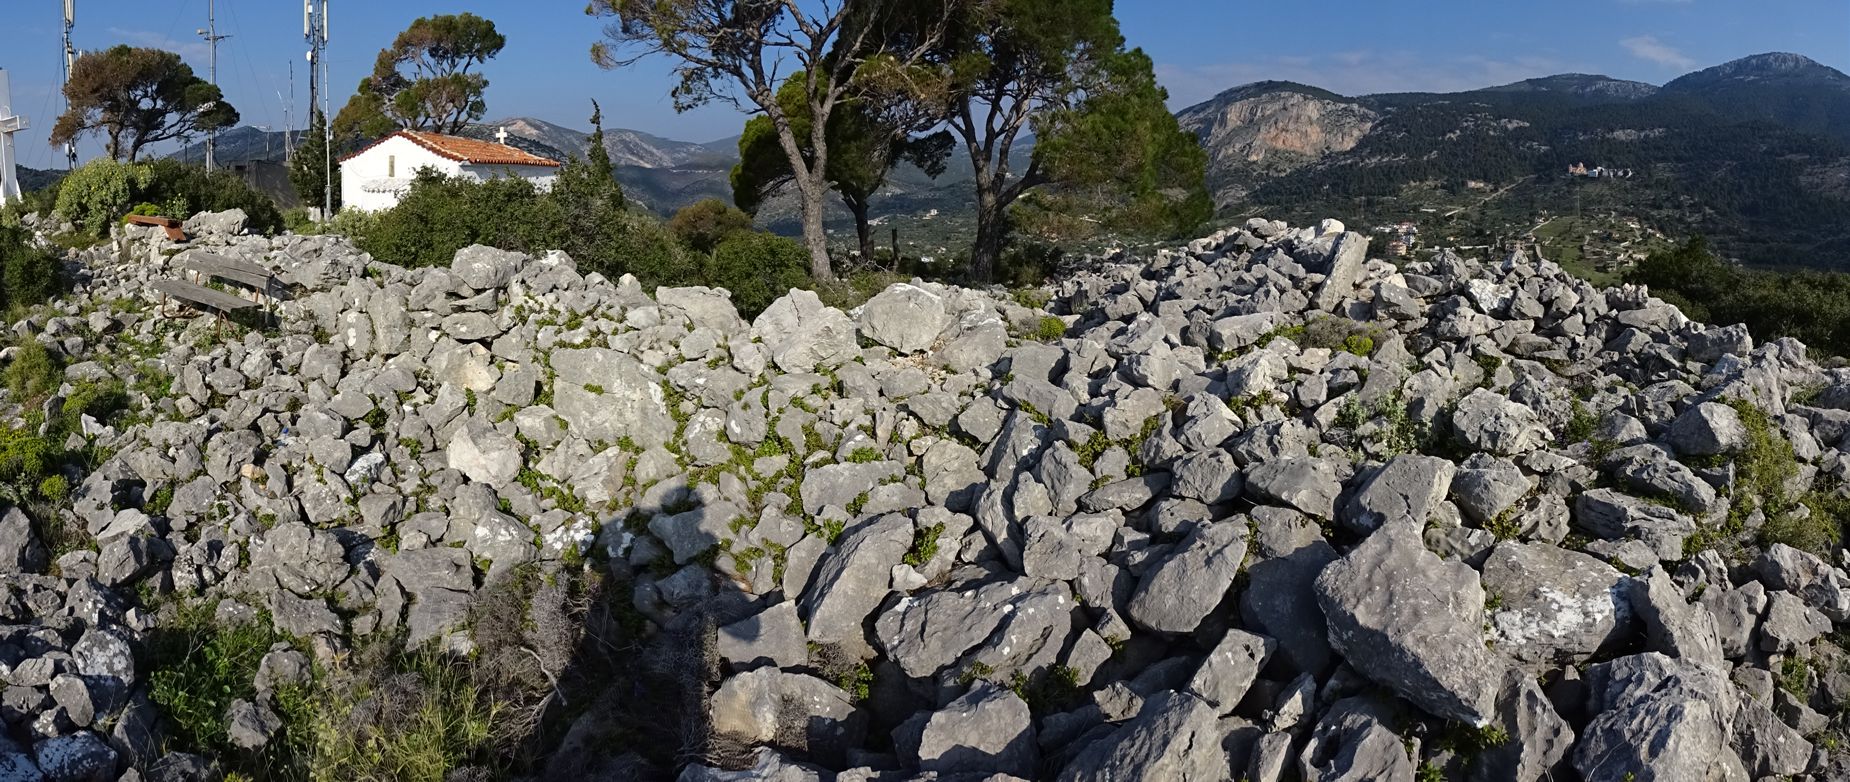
{"left": 0, "top": 211, "right": 1846, "bottom": 780}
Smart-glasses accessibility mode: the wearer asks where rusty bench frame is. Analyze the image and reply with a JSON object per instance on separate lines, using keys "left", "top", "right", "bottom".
{"left": 124, "top": 214, "right": 187, "bottom": 242}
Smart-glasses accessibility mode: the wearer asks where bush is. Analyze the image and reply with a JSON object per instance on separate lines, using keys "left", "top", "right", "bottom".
{"left": 669, "top": 198, "right": 754, "bottom": 254}
{"left": 138, "top": 159, "right": 285, "bottom": 235}
{"left": 286, "top": 646, "right": 505, "bottom": 782}
{"left": 815, "top": 270, "right": 906, "bottom": 311}
{"left": 4, "top": 340, "right": 60, "bottom": 401}
{"left": 575, "top": 210, "right": 701, "bottom": 291}
{"left": 1035, "top": 316, "right": 1067, "bottom": 341}
{"left": 52, "top": 158, "right": 283, "bottom": 236}
{"left": 62, "top": 378, "right": 129, "bottom": 431}
{"left": 0, "top": 227, "right": 63, "bottom": 311}
{"left": 0, "top": 183, "right": 60, "bottom": 230}
{"left": 352, "top": 171, "right": 564, "bottom": 268}
{"left": 996, "top": 241, "right": 1063, "bottom": 288}
{"left": 1629, "top": 236, "right": 1850, "bottom": 357}
{"left": 1297, "top": 315, "right": 1382, "bottom": 357}
{"left": 55, "top": 159, "right": 153, "bottom": 236}
{"left": 704, "top": 232, "right": 812, "bottom": 318}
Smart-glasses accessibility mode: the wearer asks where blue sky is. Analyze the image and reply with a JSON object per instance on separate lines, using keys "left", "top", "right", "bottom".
{"left": 1, "top": 0, "right": 1845, "bottom": 168}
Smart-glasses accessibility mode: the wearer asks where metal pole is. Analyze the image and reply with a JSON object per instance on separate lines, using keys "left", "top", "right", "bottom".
{"left": 62, "top": 0, "right": 77, "bottom": 169}
{"left": 199, "top": 0, "right": 229, "bottom": 171}
{"left": 285, "top": 62, "right": 293, "bottom": 163}
{"left": 320, "top": 0, "right": 332, "bottom": 217}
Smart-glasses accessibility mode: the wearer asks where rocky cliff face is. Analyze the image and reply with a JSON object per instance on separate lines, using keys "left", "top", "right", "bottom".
{"left": 0, "top": 211, "right": 1848, "bottom": 780}
{"left": 1176, "top": 86, "right": 1379, "bottom": 208}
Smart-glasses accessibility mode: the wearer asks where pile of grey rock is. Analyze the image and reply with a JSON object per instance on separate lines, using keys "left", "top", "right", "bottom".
{"left": 1, "top": 211, "right": 1849, "bottom": 781}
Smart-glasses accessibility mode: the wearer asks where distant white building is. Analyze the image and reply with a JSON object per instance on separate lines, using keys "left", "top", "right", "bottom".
{"left": 338, "top": 129, "right": 561, "bottom": 212}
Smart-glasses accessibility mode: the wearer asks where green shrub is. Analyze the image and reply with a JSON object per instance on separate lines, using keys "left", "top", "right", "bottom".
{"left": 138, "top": 159, "right": 284, "bottom": 235}
{"left": 579, "top": 210, "right": 701, "bottom": 290}
{"left": 281, "top": 208, "right": 316, "bottom": 234}
{"left": 37, "top": 474, "right": 67, "bottom": 502}
{"left": 668, "top": 198, "right": 754, "bottom": 254}
{"left": 0, "top": 425, "right": 58, "bottom": 484}
{"left": 0, "top": 183, "right": 60, "bottom": 229}
{"left": 0, "top": 226, "right": 63, "bottom": 311}
{"left": 1564, "top": 399, "right": 1598, "bottom": 444}
{"left": 814, "top": 270, "right": 905, "bottom": 311}
{"left": 352, "top": 171, "right": 563, "bottom": 268}
{"left": 62, "top": 378, "right": 129, "bottom": 430}
{"left": 51, "top": 158, "right": 282, "bottom": 236}
{"left": 1036, "top": 316, "right": 1067, "bottom": 342}
{"left": 1301, "top": 315, "right": 1381, "bottom": 356}
{"left": 996, "top": 241, "right": 1062, "bottom": 288}
{"left": 4, "top": 340, "right": 60, "bottom": 401}
{"left": 704, "top": 232, "right": 813, "bottom": 319}
{"left": 54, "top": 159, "right": 153, "bottom": 235}
{"left": 284, "top": 644, "right": 506, "bottom": 782}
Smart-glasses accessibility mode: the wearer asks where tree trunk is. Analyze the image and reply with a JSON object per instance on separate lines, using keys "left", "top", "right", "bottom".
{"left": 798, "top": 179, "right": 833, "bottom": 281}
{"left": 969, "top": 190, "right": 1008, "bottom": 282}
{"left": 847, "top": 196, "right": 874, "bottom": 266}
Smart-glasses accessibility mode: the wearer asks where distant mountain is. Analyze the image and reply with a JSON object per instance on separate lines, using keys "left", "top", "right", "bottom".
{"left": 172, "top": 126, "right": 295, "bottom": 165}
{"left": 1659, "top": 52, "right": 1850, "bottom": 143}
{"left": 476, "top": 116, "right": 736, "bottom": 169}
{"left": 1186, "top": 52, "right": 1850, "bottom": 270}
{"left": 17, "top": 166, "right": 65, "bottom": 193}
{"left": 1176, "top": 82, "right": 1378, "bottom": 208}
{"left": 1478, "top": 73, "right": 1659, "bottom": 100}
{"left": 1663, "top": 52, "right": 1850, "bottom": 92}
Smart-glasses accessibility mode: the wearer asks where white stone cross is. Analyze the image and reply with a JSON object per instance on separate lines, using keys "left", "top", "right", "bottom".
{"left": 0, "top": 68, "right": 28, "bottom": 206}
{"left": 495, "top": 126, "right": 509, "bottom": 146}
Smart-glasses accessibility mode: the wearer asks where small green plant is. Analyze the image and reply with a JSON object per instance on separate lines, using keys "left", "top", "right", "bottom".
{"left": 837, "top": 662, "right": 873, "bottom": 702}
{"left": 1563, "top": 399, "right": 1597, "bottom": 444}
{"left": 846, "top": 447, "right": 882, "bottom": 464}
{"left": 145, "top": 485, "right": 175, "bottom": 516}
{"left": 1778, "top": 655, "right": 1811, "bottom": 697}
{"left": 36, "top": 474, "right": 68, "bottom": 501}
{"left": 1011, "top": 288, "right": 1052, "bottom": 309}
{"left": 902, "top": 522, "right": 945, "bottom": 567}
{"left": 1439, "top": 721, "right": 1510, "bottom": 756}
{"left": 1035, "top": 316, "right": 1067, "bottom": 342}
{"left": 1484, "top": 506, "right": 1522, "bottom": 541}
{"left": 956, "top": 661, "right": 996, "bottom": 687}
{"left": 1474, "top": 352, "right": 1504, "bottom": 387}
{"left": 1010, "top": 665, "right": 1085, "bottom": 714}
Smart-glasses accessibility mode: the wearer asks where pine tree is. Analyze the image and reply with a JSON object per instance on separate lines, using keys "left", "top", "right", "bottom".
{"left": 290, "top": 109, "right": 341, "bottom": 214}
{"left": 552, "top": 100, "right": 625, "bottom": 230}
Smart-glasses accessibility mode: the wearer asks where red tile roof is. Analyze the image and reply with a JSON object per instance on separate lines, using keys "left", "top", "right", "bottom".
{"left": 339, "top": 129, "right": 561, "bottom": 168}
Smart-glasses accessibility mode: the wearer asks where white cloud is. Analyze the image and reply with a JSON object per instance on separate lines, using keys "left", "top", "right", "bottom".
{"left": 1155, "top": 51, "right": 1579, "bottom": 108}
{"left": 1620, "top": 35, "right": 1696, "bottom": 68}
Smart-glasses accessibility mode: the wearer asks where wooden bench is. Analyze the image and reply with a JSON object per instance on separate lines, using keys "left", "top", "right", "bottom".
{"left": 124, "top": 214, "right": 187, "bottom": 242}
{"left": 149, "top": 279, "right": 259, "bottom": 333}
{"left": 176, "top": 252, "right": 287, "bottom": 305}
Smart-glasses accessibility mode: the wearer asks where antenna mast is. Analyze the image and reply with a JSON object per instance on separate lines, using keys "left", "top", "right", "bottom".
{"left": 62, "top": 0, "right": 76, "bottom": 169}
{"left": 197, "top": 0, "right": 230, "bottom": 171}
{"left": 306, "top": 0, "right": 331, "bottom": 216}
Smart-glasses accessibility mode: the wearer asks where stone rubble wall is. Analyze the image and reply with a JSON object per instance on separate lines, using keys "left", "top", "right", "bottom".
{"left": 0, "top": 212, "right": 1846, "bottom": 781}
